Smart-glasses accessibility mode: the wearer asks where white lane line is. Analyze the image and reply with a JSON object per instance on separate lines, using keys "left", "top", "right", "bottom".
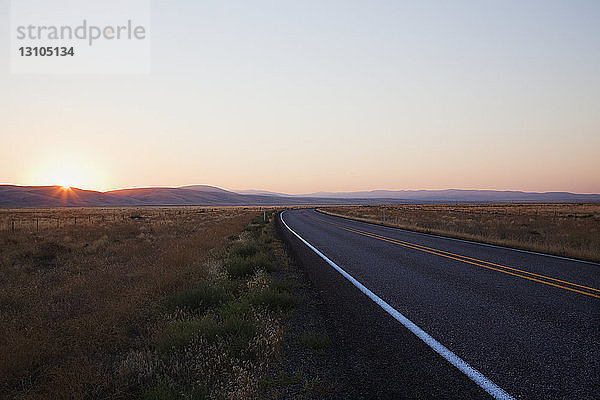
{"left": 315, "top": 210, "right": 600, "bottom": 266}
{"left": 281, "top": 211, "right": 514, "bottom": 400}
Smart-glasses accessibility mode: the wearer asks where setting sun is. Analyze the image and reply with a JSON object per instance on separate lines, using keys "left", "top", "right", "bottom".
{"left": 26, "top": 152, "right": 109, "bottom": 192}
{"left": 50, "top": 171, "right": 84, "bottom": 190}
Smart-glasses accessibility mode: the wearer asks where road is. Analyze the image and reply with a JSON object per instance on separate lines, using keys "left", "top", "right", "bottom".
{"left": 279, "top": 209, "right": 599, "bottom": 399}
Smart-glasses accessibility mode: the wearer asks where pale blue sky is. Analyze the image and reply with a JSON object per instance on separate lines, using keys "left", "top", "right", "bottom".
{"left": 1, "top": 0, "right": 599, "bottom": 193}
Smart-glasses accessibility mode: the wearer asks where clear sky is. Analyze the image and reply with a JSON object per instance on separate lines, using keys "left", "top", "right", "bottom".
{"left": 1, "top": 0, "right": 599, "bottom": 193}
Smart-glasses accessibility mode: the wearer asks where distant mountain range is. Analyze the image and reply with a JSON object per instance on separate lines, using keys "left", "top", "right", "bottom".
{"left": 289, "top": 189, "right": 600, "bottom": 202}
{"left": 0, "top": 185, "right": 599, "bottom": 207}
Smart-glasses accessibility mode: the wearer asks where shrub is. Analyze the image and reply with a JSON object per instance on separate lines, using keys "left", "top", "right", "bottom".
{"left": 226, "top": 252, "right": 271, "bottom": 278}
{"left": 251, "top": 215, "right": 268, "bottom": 225}
{"left": 167, "top": 282, "right": 231, "bottom": 313}
{"left": 158, "top": 318, "right": 205, "bottom": 352}
{"left": 249, "top": 288, "right": 296, "bottom": 312}
{"left": 230, "top": 242, "right": 260, "bottom": 258}
{"left": 159, "top": 301, "right": 256, "bottom": 355}
{"left": 215, "top": 301, "right": 256, "bottom": 355}
{"left": 243, "top": 225, "right": 262, "bottom": 234}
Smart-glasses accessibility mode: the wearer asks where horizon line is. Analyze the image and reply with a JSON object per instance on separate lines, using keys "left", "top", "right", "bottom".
{"left": 1, "top": 183, "right": 599, "bottom": 196}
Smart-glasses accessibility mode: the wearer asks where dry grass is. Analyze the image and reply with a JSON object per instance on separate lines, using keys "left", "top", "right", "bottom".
{"left": 145, "top": 212, "right": 292, "bottom": 399}
{"left": 320, "top": 204, "right": 600, "bottom": 262}
{"left": 0, "top": 207, "right": 263, "bottom": 399}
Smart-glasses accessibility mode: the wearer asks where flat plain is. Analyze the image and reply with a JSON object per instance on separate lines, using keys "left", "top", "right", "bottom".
{"left": 3, "top": 203, "right": 598, "bottom": 399}
{"left": 0, "top": 206, "right": 293, "bottom": 399}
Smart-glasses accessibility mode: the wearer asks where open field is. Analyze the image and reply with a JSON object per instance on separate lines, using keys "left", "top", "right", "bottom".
{"left": 319, "top": 204, "right": 600, "bottom": 262}
{"left": 0, "top": 206, "right": 296, "bottom": 399}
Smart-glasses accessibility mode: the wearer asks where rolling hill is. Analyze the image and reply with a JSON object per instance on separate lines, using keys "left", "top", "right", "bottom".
{"left": 292, "top": 189, "right": 600, "bottom": 202}
{"left": 1, "top": 185, "right": 599, "bottom": 207}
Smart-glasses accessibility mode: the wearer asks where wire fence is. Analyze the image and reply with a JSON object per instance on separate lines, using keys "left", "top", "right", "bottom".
{"left": 0, "top": 206, "right": 274, "bottom": 233}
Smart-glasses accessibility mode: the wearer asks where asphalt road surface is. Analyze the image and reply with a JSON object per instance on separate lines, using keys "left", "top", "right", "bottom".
{"left": 279, "top": 209, "right": 599, "bottom": 399}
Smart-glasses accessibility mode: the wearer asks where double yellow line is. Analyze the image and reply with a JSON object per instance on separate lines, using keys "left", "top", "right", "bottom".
{"left": 305, "top": 212, "right": 600, "bottom": 299}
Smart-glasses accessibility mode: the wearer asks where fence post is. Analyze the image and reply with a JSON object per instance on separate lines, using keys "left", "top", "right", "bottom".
{"left": 36, "top": 218, "right": 39, "bottom": 230}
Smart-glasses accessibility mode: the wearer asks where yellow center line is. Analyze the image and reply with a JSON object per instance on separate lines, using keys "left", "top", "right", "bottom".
{"left": 303, "top": 212, "right": 600, "bottom": 299}
{"left": 332, "top": 220, "right": 600, "bottom": 293}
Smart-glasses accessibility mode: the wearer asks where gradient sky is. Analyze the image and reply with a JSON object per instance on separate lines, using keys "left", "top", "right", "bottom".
{"left": 1, "top": 0, "right": 599, "bottom": 193}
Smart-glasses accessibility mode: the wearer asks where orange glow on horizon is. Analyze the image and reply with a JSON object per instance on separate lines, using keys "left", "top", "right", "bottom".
{"left": 27, "top": 151, "right": 109, "bottom": 192}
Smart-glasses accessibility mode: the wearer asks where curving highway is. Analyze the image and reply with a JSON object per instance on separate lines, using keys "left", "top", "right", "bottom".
{"left": 280, "top": 209, "right": 599, "bottom": 399}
